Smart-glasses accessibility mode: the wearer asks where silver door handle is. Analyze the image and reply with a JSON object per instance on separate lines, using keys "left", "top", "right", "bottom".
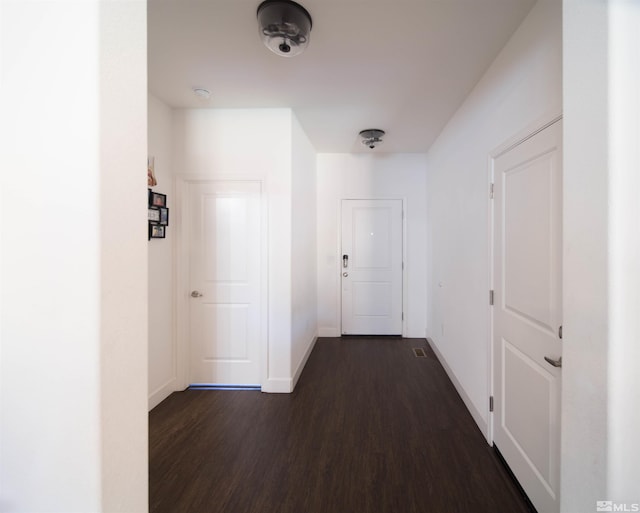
{"left": 191, "top": 290, "right": 203, "bottom": 298}
{"left": 342, "top": 272, "right": 348, "bottom": 277}
{"left": 544, "top": 356, "right": 562, "bottom": 368}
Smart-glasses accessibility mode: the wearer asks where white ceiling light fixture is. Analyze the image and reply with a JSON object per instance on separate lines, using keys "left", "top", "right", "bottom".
{"left": 257, "top": 0, "right": 312, "bottom": 58}
{"left": 192, "top": 87, "right": 211, "bottom": 100}
{"left": 359, "top": 129, "right": 385, "bottom": 149}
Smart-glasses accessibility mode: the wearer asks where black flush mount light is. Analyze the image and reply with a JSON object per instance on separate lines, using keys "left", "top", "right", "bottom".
{"left": 359, "top": 129, "right": 385, "bottom": 149}
{"left": 257, "top": 0, "right": 312, "bottom": 57}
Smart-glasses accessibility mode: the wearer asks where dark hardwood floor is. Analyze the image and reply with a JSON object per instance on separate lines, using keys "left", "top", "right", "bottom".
{"left": 149, "top": 337, "right": 530, "bottom": 513}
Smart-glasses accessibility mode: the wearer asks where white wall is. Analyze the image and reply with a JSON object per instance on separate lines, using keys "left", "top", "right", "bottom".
{"left": 425, "top": 0, "right": 561, "bottom": 435}
{"left": 148, "top": 94, "right": 176, "bottom": 410}
{"left": 0, "top": 1, "right": 148, "bottom": 511}
{"left": 317, "top": 153, "right": 428, "bottom": 338}
{"left": 561, "top": 1, "right": 608, "bottom": 506}
{"left": 607, "top": 2, "right": 640, "bottom": 501}
{"left": 99, "top": 3, "right": 148, "bottom": 509}
{"left": 291, "top": 114, "right": 318, "bottom": 384}
{"left": 172, "top": 108, "right": 296, "bottom": 392}
{"left": 562, "top": 1, "right": 640, "bottom": 510}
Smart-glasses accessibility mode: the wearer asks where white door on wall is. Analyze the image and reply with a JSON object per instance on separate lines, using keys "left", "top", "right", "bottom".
{"left": 188, "top": 181, "right": 261, "bottom": 386}
{"left": 341, "top": 199, "right": 403, "bottom": 335}
{"left": 492, "top": 120, "right": 562, "bottom": 513}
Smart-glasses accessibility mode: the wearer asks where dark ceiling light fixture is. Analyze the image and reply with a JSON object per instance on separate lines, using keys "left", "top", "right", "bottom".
{"left": 257, "top": 0, "right": 312, "bottom": 57}
{"left": 359, "top": 129, "right": 385, "bottom": 149}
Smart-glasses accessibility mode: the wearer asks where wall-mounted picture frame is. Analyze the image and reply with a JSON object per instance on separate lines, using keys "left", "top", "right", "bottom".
{"left": 147, "top": 189, "right": 168, "bottom": 241}
{"left": 159, "top": 207, "right": 169, "bottom": 226}
{"left": 149, "top": 224, "right": 165, "bottom": 240}
{"left": 148, "top": 207, "right": 160, "bottom": 223}
{"left": 150, "top": 191, "right": 166, "bottom": 208}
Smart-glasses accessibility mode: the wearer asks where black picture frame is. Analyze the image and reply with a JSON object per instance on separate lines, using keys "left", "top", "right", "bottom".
{"left": 150, "top": 191, "right": 166, "bottom": 208}
{"left": 148, "top": 207, "right": 160, "bottom": 223}
{"left": 159, "top": 207, "right": 169, "bottom": 226}
{"left": 149, "top": 224, "right": 166, "bottom": 240}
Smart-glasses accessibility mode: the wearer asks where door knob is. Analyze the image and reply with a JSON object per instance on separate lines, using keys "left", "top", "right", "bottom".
{"left": 191, "top": 290, "right": 203, "bottom": 298}
{"left": 342, "top": 272, "right": 348, "bottom": 277}
{"left": 544, "top": 356, "right": 562, "bottom": 368}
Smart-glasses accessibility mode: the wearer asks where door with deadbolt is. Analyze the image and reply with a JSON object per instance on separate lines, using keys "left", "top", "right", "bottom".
{"left": 341, "top": 199, "right": 403, "bottom": 335}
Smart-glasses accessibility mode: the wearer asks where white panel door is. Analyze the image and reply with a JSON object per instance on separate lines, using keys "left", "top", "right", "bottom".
{"left": 493, "top": 121, "right": 562, "bottom": 513}
{"left": 189, "top": 181, "right": 261, "bottom": 386}
{"left": 341, "top": 199, "right": 403, "bottom": 335}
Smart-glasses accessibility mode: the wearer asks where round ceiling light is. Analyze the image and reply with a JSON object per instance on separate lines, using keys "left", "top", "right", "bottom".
{"left": 192, "top": 87, "right": 211, "bottom": 100}
{"left": 359, "top": 129, "right": 385, "bottom": 149}
{"left": 257, "top": 0, "right": 312, "bottom": 58}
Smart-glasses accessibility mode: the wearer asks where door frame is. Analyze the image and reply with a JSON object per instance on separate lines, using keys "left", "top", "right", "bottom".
{"left": 487, "top": 112, "right": 563, "bottom": 444}
{"left": 338, "top": 197, "right": 407, "bottom": 337}
{"left": 175, "top": 175, "right": 268, "bottom": 390}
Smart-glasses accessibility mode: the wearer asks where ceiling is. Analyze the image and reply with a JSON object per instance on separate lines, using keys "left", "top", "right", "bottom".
{"left": 148, "top": 0, "right": 536, "bottom": 153}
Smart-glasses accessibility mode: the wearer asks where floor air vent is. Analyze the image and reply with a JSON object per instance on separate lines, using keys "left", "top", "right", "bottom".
{"left": 413, "top": 348, "right": 427, "bottom": 358}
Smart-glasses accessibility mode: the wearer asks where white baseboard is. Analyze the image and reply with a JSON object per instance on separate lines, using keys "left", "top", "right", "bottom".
{"left": 262, "top": 378, "right": 293, "bottom": 393}
{"left": 148, "top": 378, "right": 179, "bottom": 411}
{"left": 318, "top": 327, "right": 340, "bottom": 337}
{"left": 291, "top": 334, "right": 318, "bottom": 391}
{"left": 263, "top": 333, "right": 319, "bottom": 394}
{"left": 426, "top": 338, "right": 489, "bottom": 440}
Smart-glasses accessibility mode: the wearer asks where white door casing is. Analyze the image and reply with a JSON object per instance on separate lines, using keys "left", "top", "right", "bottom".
{"left": 188, "top": 181, "right": 262, "bottom": 386}
{"left": 492, "top": 120, "right": 563, "bottom": 513}
{"left": 341, "top": 199, "right": 403, "bottom": 335}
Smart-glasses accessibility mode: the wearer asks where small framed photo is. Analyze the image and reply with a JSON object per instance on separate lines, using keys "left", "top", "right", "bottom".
{"left": 159, "top": 207, "right": 169, "bottom": 226}
{"left": 148, "top": 207, "right": 160, "bottom": 223}
{"left": 149, "top": 224, "right": 165, "bottom": 240}
{"left": 150, "top": 191, "right": 166, "bottom": 208}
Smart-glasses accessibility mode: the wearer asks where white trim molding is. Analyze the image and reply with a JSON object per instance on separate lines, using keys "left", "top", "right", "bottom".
{"left": 291, "top": 334, "right": 318, "bottom": 391}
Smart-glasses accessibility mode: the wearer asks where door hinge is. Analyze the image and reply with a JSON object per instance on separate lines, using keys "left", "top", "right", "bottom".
{"left": 402, "top": 312, "right": 404, "bottom": 321}
{"left": 490, "top": 183, "right": 494, "bottom": 199}
{"left": 489, "top": 396, "right": 494, "bottom": 412}
{"left": 489, "top": 290, "right": 494, "bottom": 306}
{"left": 559, "top": 325, "right": 563, "bottom": 339}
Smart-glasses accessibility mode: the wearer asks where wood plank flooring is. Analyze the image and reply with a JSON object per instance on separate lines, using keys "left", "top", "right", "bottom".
{"left": 149, "top": 337, "right": 531, "bottom": 513}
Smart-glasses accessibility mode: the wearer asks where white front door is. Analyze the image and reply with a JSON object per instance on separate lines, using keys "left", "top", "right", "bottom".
{"left": 492, "top": 120, "right": 563, "bottom": 513}
{"left": 341, "top": 199, "right": 403, "bottom": 335}
{"left": 188, "top": 181, "right": 261, "bottom": 386}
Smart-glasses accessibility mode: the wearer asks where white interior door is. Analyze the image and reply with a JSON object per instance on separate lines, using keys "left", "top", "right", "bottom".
{"left": 341, "top": 199, "right": 403, "bottom": 335}
{"left": 189, "top": 181, "right": 261, "bottom": 386}
{"left": 493, "top": 120, "right": 562, "bottom": 513}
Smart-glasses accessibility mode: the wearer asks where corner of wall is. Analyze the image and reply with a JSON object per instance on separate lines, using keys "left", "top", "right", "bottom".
{"left": 262, "top": 378, "right": 294, "bottom": 393}
{"left": 148, "top": 380, "right": 179, "bottom": 410}
{"left": 147, "top": 92, "right": 177, "bottom": 411}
